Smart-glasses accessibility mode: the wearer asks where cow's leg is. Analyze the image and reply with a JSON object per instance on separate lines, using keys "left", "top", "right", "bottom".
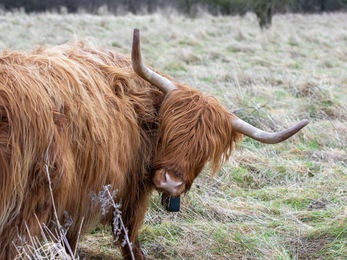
{"left": 113, "top": 205, "right": 147, "bottom": 260}
{"left": 114, "top": 190, "right": 151, "bottom": 260}
{"left": 120, "top": 238, "right": 145, "bottom": 260}
{"left": 65, "top": 232, "right": 79, "bottom": 257}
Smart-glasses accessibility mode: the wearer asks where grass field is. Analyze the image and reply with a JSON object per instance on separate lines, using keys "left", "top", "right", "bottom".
{"left": 1, "top": 10, "right": 347, "bottom": 260}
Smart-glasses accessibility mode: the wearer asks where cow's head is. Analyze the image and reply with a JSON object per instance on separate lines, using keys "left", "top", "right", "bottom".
{"left": 131, "top": 29, "right": 309, "bottom": 197}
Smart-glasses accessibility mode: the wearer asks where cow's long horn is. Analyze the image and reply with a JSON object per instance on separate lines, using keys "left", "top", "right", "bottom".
{"left": 232, "top": 118, "right": 309, "bottom": 144}
{"left": 131, "top": 28, "right": 177, "bottom": 93}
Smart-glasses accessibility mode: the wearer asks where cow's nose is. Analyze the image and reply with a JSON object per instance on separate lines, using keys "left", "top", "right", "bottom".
{"left": 157, "top": 172, "right": 183, "bottom": 196}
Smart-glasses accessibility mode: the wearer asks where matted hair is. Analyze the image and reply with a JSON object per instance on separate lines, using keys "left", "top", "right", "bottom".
{"left": 0, "top": 40, "right": 164, "bottom": 258}
{"left": 153, "top": 85, "right": 243, "bottom": 189}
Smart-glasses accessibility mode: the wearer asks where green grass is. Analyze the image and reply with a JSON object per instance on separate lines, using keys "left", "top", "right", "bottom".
{"left": 2, "top": 10, "right": 346, "bottom": 260}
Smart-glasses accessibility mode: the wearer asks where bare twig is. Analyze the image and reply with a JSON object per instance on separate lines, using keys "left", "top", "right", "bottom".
{"left": 105, "top": 189, "right": 135, "bottom": 260}
{"left": 90, "top": 185, "right": 135, "bottom": 260}
{"left": 74, "top": 217, "right": 84, "bottom": 257}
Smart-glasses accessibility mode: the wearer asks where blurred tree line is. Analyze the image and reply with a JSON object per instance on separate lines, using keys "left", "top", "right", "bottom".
{"left": 1, "top": 0, "right": 345, "bottom": 14}
{"left": 0, "top": 0, "right": 346, "bottom": 28}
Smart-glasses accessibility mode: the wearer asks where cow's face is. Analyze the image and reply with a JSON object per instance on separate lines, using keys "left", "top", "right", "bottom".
{"left": 152, "top": 86, "right": 243, "bottom": 197}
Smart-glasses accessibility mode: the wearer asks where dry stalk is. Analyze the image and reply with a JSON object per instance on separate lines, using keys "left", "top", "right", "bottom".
{"left": 105, "top": 189, "right": 135, "bottom": 260}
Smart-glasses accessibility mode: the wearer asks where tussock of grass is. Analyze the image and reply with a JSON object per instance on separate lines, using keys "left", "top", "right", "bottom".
{"left": 1, "top": 10, "right": 346, "bottom": 259}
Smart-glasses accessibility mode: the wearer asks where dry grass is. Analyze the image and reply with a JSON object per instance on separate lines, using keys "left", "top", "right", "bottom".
{"left": 1, "top": 10, "right": 346, "bottom": 260}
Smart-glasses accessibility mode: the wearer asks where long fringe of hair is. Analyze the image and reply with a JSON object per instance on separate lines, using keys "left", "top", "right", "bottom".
{"left": 153, "top": 85, "right": 243, "bottom": 190}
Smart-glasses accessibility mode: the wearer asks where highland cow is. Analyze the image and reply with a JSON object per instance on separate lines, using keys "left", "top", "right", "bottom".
{"left": 0, "top": 29, "right": 308, "bottom": 259}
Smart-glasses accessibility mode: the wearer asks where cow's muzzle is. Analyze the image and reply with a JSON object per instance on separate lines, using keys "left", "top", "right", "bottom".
{"left": 153, "top": 169, "right": 186, "bottom": 197}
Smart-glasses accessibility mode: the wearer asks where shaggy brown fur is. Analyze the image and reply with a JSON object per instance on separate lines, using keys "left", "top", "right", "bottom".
{"left": 153, "top": 86, "right": 243, "bottom": 191}
{"left": 0, "top": 41, "right": 242, "bottom": 259}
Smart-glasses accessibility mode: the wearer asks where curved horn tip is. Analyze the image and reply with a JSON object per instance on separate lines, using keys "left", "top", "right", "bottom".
{"left": 302, "top": 119, "right": 309, "bottom": 125}
{"left": 130, "top": 28, "right": 178, "bottom": 93}
{"left": 132, "top": 29, "right": 140, "bottom": 49}
{"left": 132, "top": 29, "right": 142, "bottom": 70}
{"left": 231, "top": 117, "right": 310, "bottom": 144}
{"left": 297, "top": 119, "right": 310, "bottom": 129}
